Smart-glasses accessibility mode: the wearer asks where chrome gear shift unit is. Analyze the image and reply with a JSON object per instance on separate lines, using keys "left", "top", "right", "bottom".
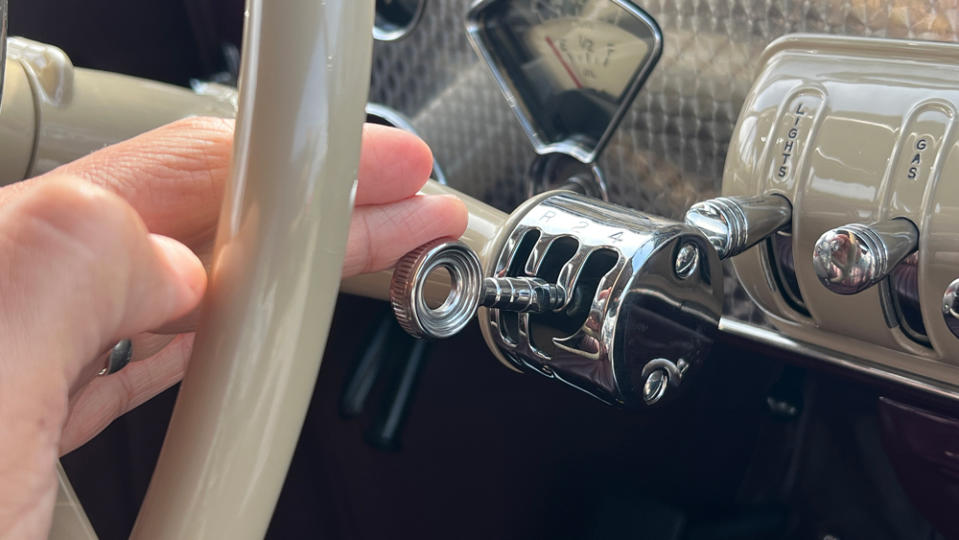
{"left": 390, "top": 191, "right": 724, "bottom": 407}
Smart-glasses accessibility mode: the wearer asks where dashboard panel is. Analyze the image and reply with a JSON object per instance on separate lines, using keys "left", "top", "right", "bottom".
{"left": 724, "top": 35, "right": 959, "bottom": 395}
{"left": 369, "top": 0, "right": 959, "bottom": 399}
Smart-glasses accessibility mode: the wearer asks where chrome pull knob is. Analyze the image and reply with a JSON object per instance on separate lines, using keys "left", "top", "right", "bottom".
{"left": 390, "top": 238, "right": 566, "bottom": 339}
{"left": 942, "top": 279, "right": 959, "bottom": 339}
{"left": 813, "top": 219, "right": 919, "bottom": 295}
{"left": 684, "top": 194, "right": 792, "bottom": 259}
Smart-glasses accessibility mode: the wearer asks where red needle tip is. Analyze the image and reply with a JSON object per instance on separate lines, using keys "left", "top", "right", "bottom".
{"left": 545, "top": 36, "right": 583, "bottom": 89}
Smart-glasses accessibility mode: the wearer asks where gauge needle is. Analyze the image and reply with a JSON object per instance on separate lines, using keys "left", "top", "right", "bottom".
{"left": 545, "top": 36, "right": 583, "bottom": 89}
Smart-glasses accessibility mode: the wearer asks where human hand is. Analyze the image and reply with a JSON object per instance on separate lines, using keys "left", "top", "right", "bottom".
{"left": 0, "top": 117, "right": 467, "bottom": 538}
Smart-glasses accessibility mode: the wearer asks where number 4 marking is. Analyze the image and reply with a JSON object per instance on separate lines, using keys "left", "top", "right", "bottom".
{"left": 609, "top": 231, "right": 624, "bottom": 243}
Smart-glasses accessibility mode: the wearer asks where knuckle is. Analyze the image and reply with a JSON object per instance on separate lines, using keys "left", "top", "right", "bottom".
{"left": 160, "top": 116, "right": 235, "bottom": 164}
{"left": 166, "top": 115, "right": 234, "bottom": 136}
{"left": 20, "top": 178, "right": 140, "bottom": 240}
{"left": 58, "top": 116, "right": 234, "bottom": 196}
{"left": 0, "top": 178, "right": 146, "bottom": 348}
{"left": 147, "top": 116, "right": 234, "bottom": 191}
{"left": 7, "top": 178, "right": 144, "bottom": 271}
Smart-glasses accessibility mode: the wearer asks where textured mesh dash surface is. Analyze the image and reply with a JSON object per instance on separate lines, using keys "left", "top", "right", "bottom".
{"left": 370, "top": 0, "right": 959, "bottom": 324}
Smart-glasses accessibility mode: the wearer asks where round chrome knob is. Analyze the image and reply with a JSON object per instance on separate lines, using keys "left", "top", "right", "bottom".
{"left": 390, "top": 238, "right": 567, "bottom": 339}
{"left": 684, "top": 194, "right": 792, "bottom": 259}
{"left": 390, "top": 238, "right": 484, "bottom": 339}
{"left": 812, "top": 219, "right": 918, "bottom": 295}
{"left": 942, "top": 278, "right": 959, "bottom": 339}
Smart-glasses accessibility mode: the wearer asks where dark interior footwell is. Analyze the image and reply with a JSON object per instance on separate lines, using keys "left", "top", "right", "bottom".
{"left": 63, "top": 296, "right": 942, "bottom": 540}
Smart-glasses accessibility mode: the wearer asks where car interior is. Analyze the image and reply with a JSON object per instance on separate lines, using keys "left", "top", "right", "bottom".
{"left": 6, "top": 1, "right": 959, "bottom": 539}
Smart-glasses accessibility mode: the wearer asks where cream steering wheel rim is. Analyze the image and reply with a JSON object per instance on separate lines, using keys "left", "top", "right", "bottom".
{"left": 114, "top": 2, "right": 377, "bottom": 538}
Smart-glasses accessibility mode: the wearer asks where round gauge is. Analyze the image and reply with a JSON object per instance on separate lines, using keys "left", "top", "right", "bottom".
{"left": 525, "top": 17, "right": 650, "bottom": 98}
{"left": 467, "top": 0, "right": 662, "bottom": 163}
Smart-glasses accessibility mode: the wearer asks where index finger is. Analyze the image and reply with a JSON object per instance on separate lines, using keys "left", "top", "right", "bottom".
{"left": 356, "top": 123, "right": 434, "bottom": 205}
{"left": 18, "top": 119, "right": 434, "bottom": 245}
{"left": 41, "top": 116, "right": 235, "bottom": 248}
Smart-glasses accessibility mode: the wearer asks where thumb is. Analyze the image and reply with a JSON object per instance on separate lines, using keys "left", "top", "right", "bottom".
{"left": 0, "top": 176, "right": 206, "bottom": 390}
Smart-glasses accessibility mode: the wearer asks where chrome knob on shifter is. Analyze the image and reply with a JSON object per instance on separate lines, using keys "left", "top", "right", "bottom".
{"left": 813, "top": 218, "right": 919, "bottom": 295}
{"left": 684, "top": 194, "right": 792, "bottom": 259}
{"left": 390, "top": 238, "right": 567, "bottom": 340}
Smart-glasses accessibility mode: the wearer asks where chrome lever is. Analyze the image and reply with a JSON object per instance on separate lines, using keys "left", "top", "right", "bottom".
{"left": 390, "top": 238, "right": 566, "bottom": 340}
{"left": 813, "top": 218, "right": 919, "bottom": 295}
{"left": 684, "top": 194, "right": 792, "bottom": 259}
{"left": 480, "top": 276, "right": 567, "bottom": 313}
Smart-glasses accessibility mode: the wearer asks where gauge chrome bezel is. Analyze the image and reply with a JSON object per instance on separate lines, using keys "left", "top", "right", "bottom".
{"left": 466, "top": 0, "right": 663, "bottom": 164}
{"left": 373, "top": 0, "right": 428, "bottom": 42}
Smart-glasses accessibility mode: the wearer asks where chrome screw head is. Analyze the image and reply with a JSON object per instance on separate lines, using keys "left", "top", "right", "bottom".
{"left": 674, "top": 241, "right": 700, "bottom": 280}
{"left": 643, "top": 368, "right": 669, "bottom": 404}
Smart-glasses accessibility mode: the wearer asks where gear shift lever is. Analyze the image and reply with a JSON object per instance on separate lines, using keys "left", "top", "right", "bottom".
{"left": 387, "top": 190, "right": 723, "bottom": 407}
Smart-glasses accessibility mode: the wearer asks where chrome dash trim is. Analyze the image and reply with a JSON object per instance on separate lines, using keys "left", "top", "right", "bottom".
{"left": 720, "top": 318, "right": 959, "bottom": 403}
